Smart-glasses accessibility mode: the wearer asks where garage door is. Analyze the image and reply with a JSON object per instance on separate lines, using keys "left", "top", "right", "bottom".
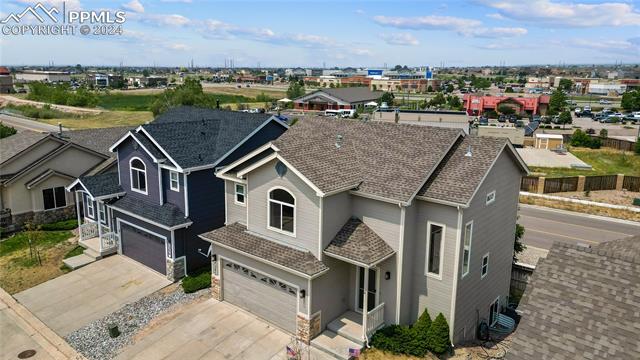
{"left": 222, "top": 260, "right": 297, "bottom": 333}
{"left": 121, "top": 224, "right": 166, "bottom": 274}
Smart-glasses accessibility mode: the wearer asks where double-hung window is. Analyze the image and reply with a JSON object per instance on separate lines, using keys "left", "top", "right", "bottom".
{"left": 98, "top": 203, "right": 106, "bottom": 223}
{"left": 169, "top": 171, "right": 179, "bottom": 191}
{"left": 268, "top": 188, "right": 295, "bottom": 235}
{"left": 130, "top": 158, "right": 147, "bottom": 194}
{"left": 86, "top": 199, "right": 94, "bottom": 218}
{"left": 462, "top": 221, "right": 473, "bottom": 278}
{"left": 481, "top": 253, "right": 490, "bottom": 279}
{"left": 235, "top": 184, "right": 245, "bottom": 205}
{"left": 426, "top": 222, "right": 445, "bottom": 279}
{"left": 42, "top": 186, "right": 66, "bottom": 210}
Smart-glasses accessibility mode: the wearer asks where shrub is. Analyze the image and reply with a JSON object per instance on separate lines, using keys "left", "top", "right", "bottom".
{"left": 40, "top": 219, "right": 78, "bottom": 231}
{"left": 0, "top": 123, "right": 17, "bottom": 139}
{"left": 370, "top": 325, "right": 414, "bottom": 354}
{"left": 427, "top": 313, "right": 451, "bottom": 354}
{"left": 635, "top": 138, "right": 640, "bottom": 155}
{"left": 181, "top": 269, "right": 211, "bottom": 293}
{"left": 407, "top": 309, "right": 432, "bottom": 356}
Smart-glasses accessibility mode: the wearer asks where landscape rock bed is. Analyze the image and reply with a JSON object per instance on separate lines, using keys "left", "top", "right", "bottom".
{"left": 65, "top": 284, "right": 208, "bottom": 360}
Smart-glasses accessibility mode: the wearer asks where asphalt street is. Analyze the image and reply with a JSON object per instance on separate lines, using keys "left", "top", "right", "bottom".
{"left": 0, "top": 113, "right": 63, "bottom": 133}
{"left": 519, "top": 204, "right": 640, "bottom": 250}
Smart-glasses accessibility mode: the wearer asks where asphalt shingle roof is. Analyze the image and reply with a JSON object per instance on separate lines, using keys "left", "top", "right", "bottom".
{"left": 272, "top": 117, "right": 463, "bottom": 203}
{"left": 78, "top": 173, "right": 123, "bottom": 198}
{"left": 418, "top": 136, "right": 516, "bottom": 205}
{"left": 507, "top": 236, "right": 640, "bottom": 360}
{"left": 63, "top": 127, "right": 131, "bottom": 157}
{"left": 324, "top": 218, "right": 395, "bottom": 266}
{"left": 298, "top": 88, "right": 383, "bottom": 103}
{"left": 200, "top": 222, "right": 328, "bottom": 277}
{"left": 0, "top": 131, "right": 48, "bottom": 163}
{"left": 110, "top": 195, "right": 191, "bottom": 228}
{"left": 141, "top": 106, "right": 276, "bottom": 169}
{"left": 130, "top": 132, "right": 165, "bottom": 160}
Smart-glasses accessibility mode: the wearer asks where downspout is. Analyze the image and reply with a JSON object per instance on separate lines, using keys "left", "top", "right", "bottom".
{"left": 449, "top": 205, "right": 464, "bottom": 344}
{"left": 395, "top": 205, "right": 406, "bottom": 324}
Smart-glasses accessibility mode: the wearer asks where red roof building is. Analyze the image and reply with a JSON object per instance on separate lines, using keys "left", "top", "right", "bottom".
{"left": 0, "top": 66, "right": 10, "bottom": 75}
{"left": 463, "top": 94, "right": 550, "bottom": 116}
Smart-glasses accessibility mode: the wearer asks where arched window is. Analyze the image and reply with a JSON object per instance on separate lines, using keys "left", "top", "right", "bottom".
{"left": 130, "top": 158, "right": 147, "bottom": 194}
{"left": 268, "top": 188, "right": 295, "bottom": 235}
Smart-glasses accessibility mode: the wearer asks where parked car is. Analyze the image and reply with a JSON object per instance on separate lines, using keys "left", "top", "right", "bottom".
{"left": 599, "top": 99, "right": 611, "bottom": 105}
{"left": 574, "top": 107, "right": 581, "bottom": 115}
{"left": 586, "top": 128, "right": 596, "bottom": 135}
{"left": 498, "top": 115, "right": 507, "bottom": 123}
{"left": 577, "top": 110, "right": 593, "bottom": 118}
{"left": 478, "top": 116, "right": 489, "bottom": 125}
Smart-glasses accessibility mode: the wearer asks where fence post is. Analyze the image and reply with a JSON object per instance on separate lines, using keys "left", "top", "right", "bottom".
{"left": 616, "top": 174, "right": 624, "bottom": 191}
{"left": 577, "top": 176, "right": 586, "bottom": 192}
{"left": 537, "top": 177, "right": 546, "bottom": 194}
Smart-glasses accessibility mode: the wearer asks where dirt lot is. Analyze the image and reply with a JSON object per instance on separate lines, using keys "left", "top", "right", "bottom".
{"left": 552, "top": 190, "right": 640, "bottom": 208}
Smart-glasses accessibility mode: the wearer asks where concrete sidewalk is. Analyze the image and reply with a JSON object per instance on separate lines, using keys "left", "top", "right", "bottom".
{"left": 0, "top": 287, "right": 83, "bottom": 360}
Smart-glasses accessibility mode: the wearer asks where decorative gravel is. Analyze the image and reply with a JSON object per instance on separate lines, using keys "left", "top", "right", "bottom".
{"left": 65, "top": 285, "right": 208, "bottom": 360}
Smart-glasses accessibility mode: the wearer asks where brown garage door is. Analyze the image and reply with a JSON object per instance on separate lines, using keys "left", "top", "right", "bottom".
{"left": 121, "top": 224, "right": 166, "bottom": 274}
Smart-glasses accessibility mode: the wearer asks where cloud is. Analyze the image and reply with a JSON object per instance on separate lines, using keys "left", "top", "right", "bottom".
{"left": 167, "top": 43, "right": 189, "bottom": 50}
{"left": 480, "top": 0, "right": 640, "bottom": 27}
{"left": 143, "top": 13, "right": 190, "bottom": 26}
{"left": 160, "top": 0, "right": 192, "bottom": 2}
{"left": 123, "top": 0, "right": 144, "bottom": 13}
{"left": 355, "top": 9, "right": 365, "bottom": 15}
{"left": 475, "top": 42, "right": 539, "bottom": 50}
{"left": 380, "top": 33, "right": 420, "bottom": 46}
{"left": 15, "top": 0, "right": 82, "bottom": 10}
{"left": 486, "top": 13, "right": 504, "bottom": 20}
{"left": 563, "top": 38, "right": 638, "bottom": 51}
{"left": 373, "top": 15, "right": 526, "bottom": 38}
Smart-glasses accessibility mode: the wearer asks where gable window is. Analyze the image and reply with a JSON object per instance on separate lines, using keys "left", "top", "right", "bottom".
{"left": 486, "top": 190, "right": 496, "bottom": 205}
{"left": 235, "top": 184, "right": 246, "bottom": 205}
{"left": 426, "top": 222, "right": 445, "bottom": 279}
{"left": 268, "top": 188, "right": 295, "bottom": 235}
{"left": 98, "top": 203, "right": 106, "bottom": 223}
{"left": 169, "top": 171, "right": 179, "bottom": 192}
{"left": 42, "top": 187, "right": 66, "bottom": 210}
{"left": 86, "top": 198, "right": 94, "bottom": 218}
{"left": 481, "top": 253, "right": 490, "bottom": 279}
{"left": 462, "top": 221, "right": 473, "bottom": 278}
{"left": 130, "top": 158, "right": 147, "bottom": 194}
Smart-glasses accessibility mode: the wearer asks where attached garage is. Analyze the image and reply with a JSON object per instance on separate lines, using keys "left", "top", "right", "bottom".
{"left": 120, "top": 223, "right": 167, "bottom": 274}
{"left": 222, "top": 260, "right": 298, "bottom": 333}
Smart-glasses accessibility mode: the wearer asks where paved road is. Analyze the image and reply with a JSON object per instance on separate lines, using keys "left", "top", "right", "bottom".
{"left": 519, "top": 205, "right": 640, "bottom": 250}
{"left": 0, "top": 113, "right": 63, "bottom": 133}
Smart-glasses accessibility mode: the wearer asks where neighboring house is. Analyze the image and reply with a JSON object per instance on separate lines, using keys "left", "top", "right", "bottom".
{"left": 508, "top": 235, "right": 640, "bottom": 360}
{"left": 293, "top": 87, "right": 383, "bottom": 111}
{"left": 200, "top": 117, "right": 528, "bottom": 354}
{"left": 0, "top": 127, "right": 129, "bottom": 232}
{"left": 67, "top": 107, "right": 288, "bottom": 282}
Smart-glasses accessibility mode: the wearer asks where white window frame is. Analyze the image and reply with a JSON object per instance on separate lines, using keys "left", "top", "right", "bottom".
{"left": 86, "top": 198, "right": 94, "bottom": 218}
{"left": 267, "top": 186, "right": 296, "bottom": 237}
{"left": 42, "top": 186, "right": 67, "bottom": 211}
{"left": 461, "top": 220, "right": 473, "bottom": 278}
{"left": 486, "top": 190, "right": 496, "bottom": 205}
{"left": 481, "top": 252, "right": 490, "bottom": 279}
{"left": 425, "top": 221, "right": 446, "bottom": 280}
{"left": 169, "top": 170, "right": 179, "bottom": 192}
{"left": 489, "top": 296, "right": 500, "bottom": 326}
{"left": 129, "top": 157, "right": 148, "bottom": 195}
{"left": 234, "top": 183, "right": 246, "bottom": 206}
{"left": 98, "top": 202, "right": 106, "bottom": 224}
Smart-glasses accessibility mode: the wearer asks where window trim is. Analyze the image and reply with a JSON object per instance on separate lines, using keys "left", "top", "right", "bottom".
{"left": 98, "top": 202, "right": 106, "bottom": 224}
{"left": 42, "top": 186, "right": 67, "bottom": 211}
{"left": 425, "top": 221, "right": 446, "bottom": 280}
{"left": 481, "top": 252, "right": 490, "bottom": 279}
{"left": 169, "top": 170, "right": 180, "bottom": 192}
{"left": 461, "top": 220, "right": 473, "bottom": 278}
{"left": 489, "top": 296, "right": 500, "bottom": 326}
{"left": 86, "top": 198, "right": 95, "bottom": 218}
{"left": 266, "top": 186, "right": 296, "bottom": 237}
{"left": 485, "top": 190, "right": 496, "bottom": 205}
{"left": 234, "top": 183, "right": 246, "bottom": 206}
{"left": 129, "top": 157, "right": 148, "bottom": 195}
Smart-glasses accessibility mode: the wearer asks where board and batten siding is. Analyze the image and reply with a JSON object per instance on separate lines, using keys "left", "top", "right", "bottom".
{"left": 225, "top": 180, "right": 247, "bottom": 225}
{"left": 453, "top": 150, "right": 523, "bottom": 344}
{"left": 246, "top": 158, "right": 320, "bottom": 257}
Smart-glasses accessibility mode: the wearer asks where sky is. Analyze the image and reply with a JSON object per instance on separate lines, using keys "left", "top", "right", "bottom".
{"left": 1, "top": 0, "right": 639, "bottom": 67}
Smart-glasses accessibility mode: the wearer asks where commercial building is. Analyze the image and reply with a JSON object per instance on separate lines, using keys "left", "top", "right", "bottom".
{"left": 463, "top": 95, "right": 550, "bottom": 116}
{"left": 0, "top": 67, "right": 12, "bottom": 93}
{"left": 293, "top": 87, "right": 383, "bottom": 111}
{"left": 14, "top": 70, "right": 71, "bottom": 83}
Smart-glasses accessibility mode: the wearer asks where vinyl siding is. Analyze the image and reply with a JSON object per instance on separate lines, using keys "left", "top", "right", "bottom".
{"left": 321, "top": 191, "right": 351, "bottom": 249}
{"left": 351, "top": 196, "right": 402, "bottom": 252}
{"left": 117, "top": 138, "right": 160, "bottom": 205}
{"left": 453, "top": 150, "right": 522, "bottom": 344}
{"left": 161, "top": 168, "right": 185, "bottom": 212}
{"left": 311, "top": 256, "right": 350, "bottom": 329}
{"left": 247, "top": 158, "right": 320, "bottom": 257}
{"left": 225, "top": 180, "right": 247, "bottom": 225}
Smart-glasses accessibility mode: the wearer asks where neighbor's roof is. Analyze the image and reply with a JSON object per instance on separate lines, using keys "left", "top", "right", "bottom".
{"left": 200, "top": 222, "right": 328, "bottom": 277}
{"left": 418, "top": 136, "right": 525, "bottom": 205}
{"left": 110, "top": 195, "right": 191, "bottom": 228}
{"left": 63, "top": 127, "right": 131, "bottom": 158}
{"left": 0, "top": 131, "right": 49, "bottom": 163}
{"left": 151, "top": 106, "right": 273, "bottom": 124}
{"left": 272, "top": 117, "right": 463, "bottom": 203}
{"left": 72, "top": 172, "right": 123, "bottom": 198}
{"left": 534, "top": 133, "right": 563, "bottom": 139}
{"left": 324, "top": 218, "right": 395, "bottom": 266}
{"left": 507, "top": 236, "right": 640, "bottom": 360}
{"left": 297, "top": 87, "right": 383, "bottom": 103}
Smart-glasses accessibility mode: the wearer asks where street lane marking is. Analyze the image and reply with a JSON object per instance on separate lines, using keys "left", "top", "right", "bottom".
{"left": 526, "top": 228, "right": 600, "bottom": 244}
{"left": 521, "top": 214, "right": 635, "bottom": 237}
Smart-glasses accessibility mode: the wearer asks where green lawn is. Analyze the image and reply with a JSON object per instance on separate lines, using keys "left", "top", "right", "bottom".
{"left": 530, "top": 148, "right": 640, "bottom": 177}
{"left": 97, "top": 94, "right": 157, "bottom": 111}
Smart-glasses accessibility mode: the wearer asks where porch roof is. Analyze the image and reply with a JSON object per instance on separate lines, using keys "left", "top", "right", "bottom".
{"left": 110, "top": 195, "right": 191, "bottom": 228}
{"left": 70, "top": 173, "right": 123, "bottom": 198}
{"left": 324, "top": 218, "right": 395, "bottom": 267}
{"left": 199, "top": 222, "right": 328, "bottom": 278}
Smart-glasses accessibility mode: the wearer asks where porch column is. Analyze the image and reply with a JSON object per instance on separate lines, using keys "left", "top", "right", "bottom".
{"left": 75, "top": 191, "right": 82, "bottom": 241}
{"left": 362, "top": 267, "right": 369, "bottom": 341}
{"left": 96, "top": 201, "right": 103, "bottom": 252}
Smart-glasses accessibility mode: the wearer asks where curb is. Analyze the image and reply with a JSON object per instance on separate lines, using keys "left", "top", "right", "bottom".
{"left": 0, "top": 287, "right": 85, "bottom": 360}
{"left": 520, "top": 192, "right": 640, "bottom": 213}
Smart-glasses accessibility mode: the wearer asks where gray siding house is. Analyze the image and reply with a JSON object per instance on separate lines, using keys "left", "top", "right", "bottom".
{"left": 200, "top": 117, "right": 528, "bottom": 356}
{"left": 67, "top": 107, "right": 288, "bottom": 281}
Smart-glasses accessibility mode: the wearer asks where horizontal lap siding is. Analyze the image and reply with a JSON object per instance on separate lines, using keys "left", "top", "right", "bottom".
{"left": 311, "top": 256, "right": 350, "bottom": 329}
{"left": 162, "top": 168, "right": 185, "bottom": 212}
{"left": 225, "top": 180, "right": 246, "bottom": 225}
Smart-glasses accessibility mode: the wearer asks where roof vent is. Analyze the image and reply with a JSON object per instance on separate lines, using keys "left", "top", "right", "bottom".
{"left": 201, "top": 131, "right": 206, "bottom": 136}
{"left": 198, "top": 154, "right": 203, "bottom": 161}
{"left": 464, "top": 145, "right": 472, "bottom": 157}
{"left": 335, "top": 134, "right": 343, "bottom": 149}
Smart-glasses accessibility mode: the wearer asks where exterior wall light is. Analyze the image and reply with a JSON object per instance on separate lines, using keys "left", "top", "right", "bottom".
{"left": 385, "top": 271, "right": 391, "bottom": 280}
{"left": 299, "top": 289, "right": 306, "bottom": 298}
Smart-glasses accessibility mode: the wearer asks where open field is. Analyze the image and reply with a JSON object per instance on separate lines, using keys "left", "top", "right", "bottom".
{"left": 97, "top": 93, "right": 157, "bottom": 111}
{"left": 530, "top": 148, "right": 640, "bottom": 177}
{"left": 38, "top": 110, "right": 153, "bottom": 129}
{"left": 111, "top": 84, "right": 286, "bottom": 99}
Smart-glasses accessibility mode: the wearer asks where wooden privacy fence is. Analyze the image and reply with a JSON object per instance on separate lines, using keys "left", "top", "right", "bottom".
{"left": 520, "top": 176, "right": 539, "bottom": 192}
{"left": 623, "top": 176, "right": 640, "bottom": 192}
{"left": 596, "top": 136, "right": 637, "bottom": 152}
{"left": 521, "top": 174, "right": 631, "bottom": 194}
{"left": 584, "top": 175, "right": 618, "bottom": 191}
{"left": 543, "top": 177, "right": 579, "bottom": 193}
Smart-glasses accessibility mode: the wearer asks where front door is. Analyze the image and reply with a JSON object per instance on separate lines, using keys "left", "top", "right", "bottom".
{"left": 357, "top": 267, "right": 378, "bottom": 312}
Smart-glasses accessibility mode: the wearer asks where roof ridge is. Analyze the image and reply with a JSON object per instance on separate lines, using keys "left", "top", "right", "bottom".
{"left": 554, "top": 241, "right": 640, "bottom": 265}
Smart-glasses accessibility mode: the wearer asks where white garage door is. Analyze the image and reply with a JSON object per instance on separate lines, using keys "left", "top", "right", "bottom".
{"left": 222, "top": 260, "right": 298, "bottom": 333}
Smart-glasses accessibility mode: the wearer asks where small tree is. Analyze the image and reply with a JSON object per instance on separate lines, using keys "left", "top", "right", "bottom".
{"left": 505, "top": 86, "right": 514, "bottom": 93}
{"left": 599, "top": 128, "right": 608, "bottom": 138}
{"left": 514, "top": 224, "right": 526, "bottom": 262}
{"left": 445, "top": 84, "right": 454, "bottom": 93}
{"left": 548, "top": 89, "right": 568, "bottom": 115}
{"left": 0, "top": 123, "right": 18, "bottom": 139}
{"left": 635, "top": 137, "right": 640, "bottom": 155}
{"left": 427, "top": 85, "right": 433, "bottom": 92}
{"left": 558, "top": 110, "right": 572, "bottom": 129}
{"left": 24, "top": 222, "right": 43, "bottom": 266}
{"left": 427, "top": 313, "right": 450, "bottom": 354}
{"left": 498, "top": 104, "right": 516, "bottom": 115}
{"left": 379, "top": 92, "right": 394, "bottom": 105}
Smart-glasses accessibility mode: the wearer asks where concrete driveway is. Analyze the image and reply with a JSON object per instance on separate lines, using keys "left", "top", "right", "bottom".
{"left": 14, "top": 255, "right": 170, "bottom": 336}
{"left": 116, "top": 299, "right": 332, "bottom": 360}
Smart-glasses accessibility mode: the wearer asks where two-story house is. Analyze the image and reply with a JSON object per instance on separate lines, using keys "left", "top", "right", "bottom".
{"left": 67, "top": 107, "right": 288, "bottom": 281}
{"left": 200, "top": 117, "right": 527, "bottom": 357}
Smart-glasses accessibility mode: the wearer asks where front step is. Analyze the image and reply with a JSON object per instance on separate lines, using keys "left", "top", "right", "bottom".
{"left": 327, "top": 312, "right": 365, "bottom": 346}
{"left": 62, "top": 254, "right": 96, "bottom": 270}
{"left": 83, "top": 248, "right": 102, "bottom": 260}
{"left": 311, "top": 330, "right": 362, "bottom": 360}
